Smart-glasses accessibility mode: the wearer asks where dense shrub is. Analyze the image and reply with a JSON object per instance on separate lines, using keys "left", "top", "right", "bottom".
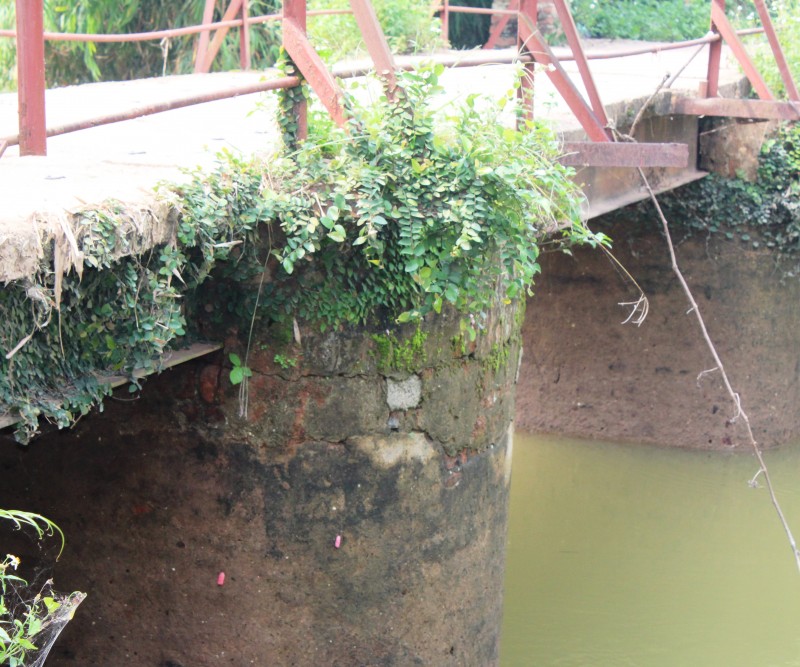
{"left": 571, "top": 0, "right": 760, "bottom": 42}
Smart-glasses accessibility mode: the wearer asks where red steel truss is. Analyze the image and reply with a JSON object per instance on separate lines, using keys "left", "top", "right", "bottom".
{"left": 7, "top": 0, "right": 800, "bottom": 167}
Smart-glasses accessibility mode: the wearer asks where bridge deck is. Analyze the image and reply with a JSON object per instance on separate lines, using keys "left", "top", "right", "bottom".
{"left": 0, "top": 40, "right": 745, "bottom": 284}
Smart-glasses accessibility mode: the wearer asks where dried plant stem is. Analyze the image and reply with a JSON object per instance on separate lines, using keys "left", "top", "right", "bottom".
{"left": 638, "top": 167, "right": 800, "bottom": 574}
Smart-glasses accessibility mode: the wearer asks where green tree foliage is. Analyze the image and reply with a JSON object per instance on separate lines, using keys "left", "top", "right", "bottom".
{"left": 0, "top": 0, "right": 440, "bottom": 91}
{"left": 305, "top": 0, "right": 440, "bottom": 62}
{"left": 0, "top": 65, "right": 599, "bottom": 440}
{"left": 630, "top": 122, "right": 800, "bottom": 262}
{"left": 571, "top": 0, "right": 760, "bottom": 42}
{"left": 446, "top": 0, "right": 493, "bottom": 50}
{"left": 753, "top": 0, "right": 800, "bottom": 99}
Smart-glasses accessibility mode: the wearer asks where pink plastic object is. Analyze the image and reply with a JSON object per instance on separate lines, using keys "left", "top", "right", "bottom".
{"left": 217, "top": 571, "right": 225, "bottom": 586}
{"left": 334, "top": 535, "right": 342, "bottom": 549}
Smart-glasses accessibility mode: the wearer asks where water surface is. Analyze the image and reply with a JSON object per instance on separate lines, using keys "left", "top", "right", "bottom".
{"left": 501, "top": 433, "right": 800, "bottom": 666}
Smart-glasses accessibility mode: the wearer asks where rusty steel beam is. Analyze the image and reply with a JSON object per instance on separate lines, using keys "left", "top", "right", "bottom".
{"left": 283, "top": 0, "right": 308, "bottom": 140}
{"left": 349, "top": 0, "right": 398, "bottom": 97}
{"left": 0, "top": 10, "right": 357, "bottom": 42}
{"left": 752, "top": 0, "right": 799, "bottom": 101}
{"left": 672, "top": 97, "right": 800, "bottom": 121}
{"left": 517, "top": 0, "right": 537, "bottom": 127}
{"left": 518, "top": 11, "right": 610, "bottom": 142}
{"left": 282, "top": 18, "right": 346, "bottom": 128}
{"left": 16, "top": 0, "right": 47, "bottom": 156}
{"left": 710, "top": 0, "right": 773, "bottom": 100}
{"left": 705, "top": 0, "right": 723, "bottom": 97}
{"left": 194, "top": 0, "right": 217, "bottom": 73}
{"left": 240, "top": 0, "right": 251, "bottom": 70}
{"left": 0, "top": 75, "right": 301, "bottom": 153}
{"left": 559, "top": 142, "right": 689, "bottom": 168}
{"left": 484, "top": 0, "right": 518, "bottom": 50}
{"left": 551, "top": 0, "right": 609, "bottom": 132}
{"left": 199, "top": 0, "right": 244, "bottom": 73}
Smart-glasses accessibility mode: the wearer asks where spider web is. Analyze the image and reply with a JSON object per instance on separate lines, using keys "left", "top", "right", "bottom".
{"left": 2, "top": 521, "right": 85, "bottom": 666}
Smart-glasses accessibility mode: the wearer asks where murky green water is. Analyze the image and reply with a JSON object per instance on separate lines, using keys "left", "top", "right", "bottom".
{"left": 501, "top": 433, "right": 800, "bottom": 667}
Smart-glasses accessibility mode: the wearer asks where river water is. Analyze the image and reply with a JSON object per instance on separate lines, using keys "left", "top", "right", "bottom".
{"left": 501, "top": 433, "right": 800, "bottom": 666}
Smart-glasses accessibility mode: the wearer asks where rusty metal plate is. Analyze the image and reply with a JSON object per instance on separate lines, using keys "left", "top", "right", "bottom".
{"left": 560, "top": 142, "right": 689, "bottom": 168}
{"left": 672, "top": 97, "right": 800, "bottom": 121}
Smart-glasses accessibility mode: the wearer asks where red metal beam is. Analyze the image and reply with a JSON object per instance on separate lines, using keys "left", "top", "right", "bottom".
{"left": 16, "top": 0, "right": 47, "bottom": 156}
{"left": 194, "top": 0, "right": 216, "bottom": 73}
{"left": 485, "top": 0, "right": 518, "bottom": 49}
{"left": 0, "top": 76, "right": 302, "bottom": 153}
{"left": 705, "top": 0, "right": 723, "bottom": 97}
{"left": 517, "top": 10, "right": 610, "bottom": 142}
{"left": 551, "top": 0, "right": 609, "bottom": 132}
{"left": 672, "top": 97, "right": 800, "bottom": 121}
{"left": 752, "top": 0, "right": 799, "bottom": 101}
{"left": 559, "top": 142, "right": 688, "bottom": 168}
{"left": 0, "top": 10, "right": 356, "bottom": 43}
{"left": 349, "top": 0, "right": 398, "bottom": 97}
{"left": 282, "top": 18, "right": 345, "bottom": 128}
{"left": 283, "top": 0, "right": 308, "bottom": 140}
{"left": 517, "top": 0, "right": 537, "bottom": 126}
{"left": 710, "top": 0, "right": 773, "bottom": 100}
{"left": 240, "top": 0, "right": 251, "bottom": 70}
{"left": 199, "top": 0, "right": 244, "bottom": 73}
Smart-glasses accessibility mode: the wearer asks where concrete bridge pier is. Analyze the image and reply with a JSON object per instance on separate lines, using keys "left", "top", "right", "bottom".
{"left": 0, "top": 303, "right": 521, "bottom": 666}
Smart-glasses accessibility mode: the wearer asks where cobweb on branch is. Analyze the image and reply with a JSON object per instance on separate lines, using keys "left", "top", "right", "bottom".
{"left": 2, "top": 517, "right": 85, "bottom": 666}
{"left": 26, "top": 585, "right": 85, "bottom": 667}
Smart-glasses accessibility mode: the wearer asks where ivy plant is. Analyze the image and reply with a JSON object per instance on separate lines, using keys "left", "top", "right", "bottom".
{"left": 644, "top": 121, "right": 800, "bottom": 264}
{"left": 1, "top": 63, "right": 599, "bottom": 443}
{"left": 241, "top": 63, "right": 597, "bottom": 330}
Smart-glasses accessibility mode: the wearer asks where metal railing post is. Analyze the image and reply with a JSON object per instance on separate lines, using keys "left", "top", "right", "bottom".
{"left": 240, "top": 0, "right": 251, "bottom": 70}
{"left": 283, "top": 0, "right": 308, "bottom": 140}
{"left": 16, "top": 0, "right": 47, "bottom": 156}
{"left": 705, "top": 0, "right": 724, "bottom": 97}
{"left": 195, "top": 0, "right": 216, "bottom": 73}
{"left": 517, "top": 0, "right": 537, "bottom": 126}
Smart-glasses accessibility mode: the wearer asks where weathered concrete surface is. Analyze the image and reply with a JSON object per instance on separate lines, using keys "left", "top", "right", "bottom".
{"left": 0, "top": 42, "right": 747, "bottom": 283}
{"left": 699, "top": 117, "right": 778, "bottom": 180}
{"left": 515, "top": 215, "right": 800, "bottom": 450}
{"left": 0, "top": 304, "right": 521, "bottom": 665}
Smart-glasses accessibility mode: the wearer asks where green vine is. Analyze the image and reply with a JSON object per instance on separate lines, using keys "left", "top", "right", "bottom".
{"left": 1, "top": 162, "right": 262, "bottom": 443}
{"left": 1, "top": 64, "right": 596, "bottom": 442}
{"left": 631, "top": 122, "right": 800, "bottom": 267}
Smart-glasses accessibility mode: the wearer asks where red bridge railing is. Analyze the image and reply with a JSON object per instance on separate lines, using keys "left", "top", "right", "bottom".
{"left": 4, "top": 0, "right": 799, "bottom": 166}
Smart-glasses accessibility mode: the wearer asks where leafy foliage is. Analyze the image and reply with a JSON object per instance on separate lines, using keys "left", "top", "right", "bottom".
{"left": 306, "top": 0, "right": 441, "bottom": 62}
{"left": 1, "top": 177, "right": 260, "bottom": 442}
{"left": 254, "top": 64, "right": 593, "bottom": 328}
{"left": 623, "top": 122, "right": 800, "bottom": 266}
{"left": 1, "top": 64, "right": 596, "bottom": 441}
{"left": 446, "top": 0, "right": 493, "bottom": 50}
{"left": 571, "top": 0, "right": 760, "bottom": 42}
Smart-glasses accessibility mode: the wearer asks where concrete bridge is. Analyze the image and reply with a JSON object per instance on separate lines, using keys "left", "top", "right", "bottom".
{"left": 0, "top": 40, "right": 770, "bottom": 280}
{"left": 1, "top": 1, "right": 799, "bottom": 664}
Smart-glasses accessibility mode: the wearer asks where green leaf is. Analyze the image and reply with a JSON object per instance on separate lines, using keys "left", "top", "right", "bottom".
{"left": 229, "top": 353, "right": 242, "bottom": 367}
{"left": 230, "top": 366, "right": 244, "bottom": 386}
